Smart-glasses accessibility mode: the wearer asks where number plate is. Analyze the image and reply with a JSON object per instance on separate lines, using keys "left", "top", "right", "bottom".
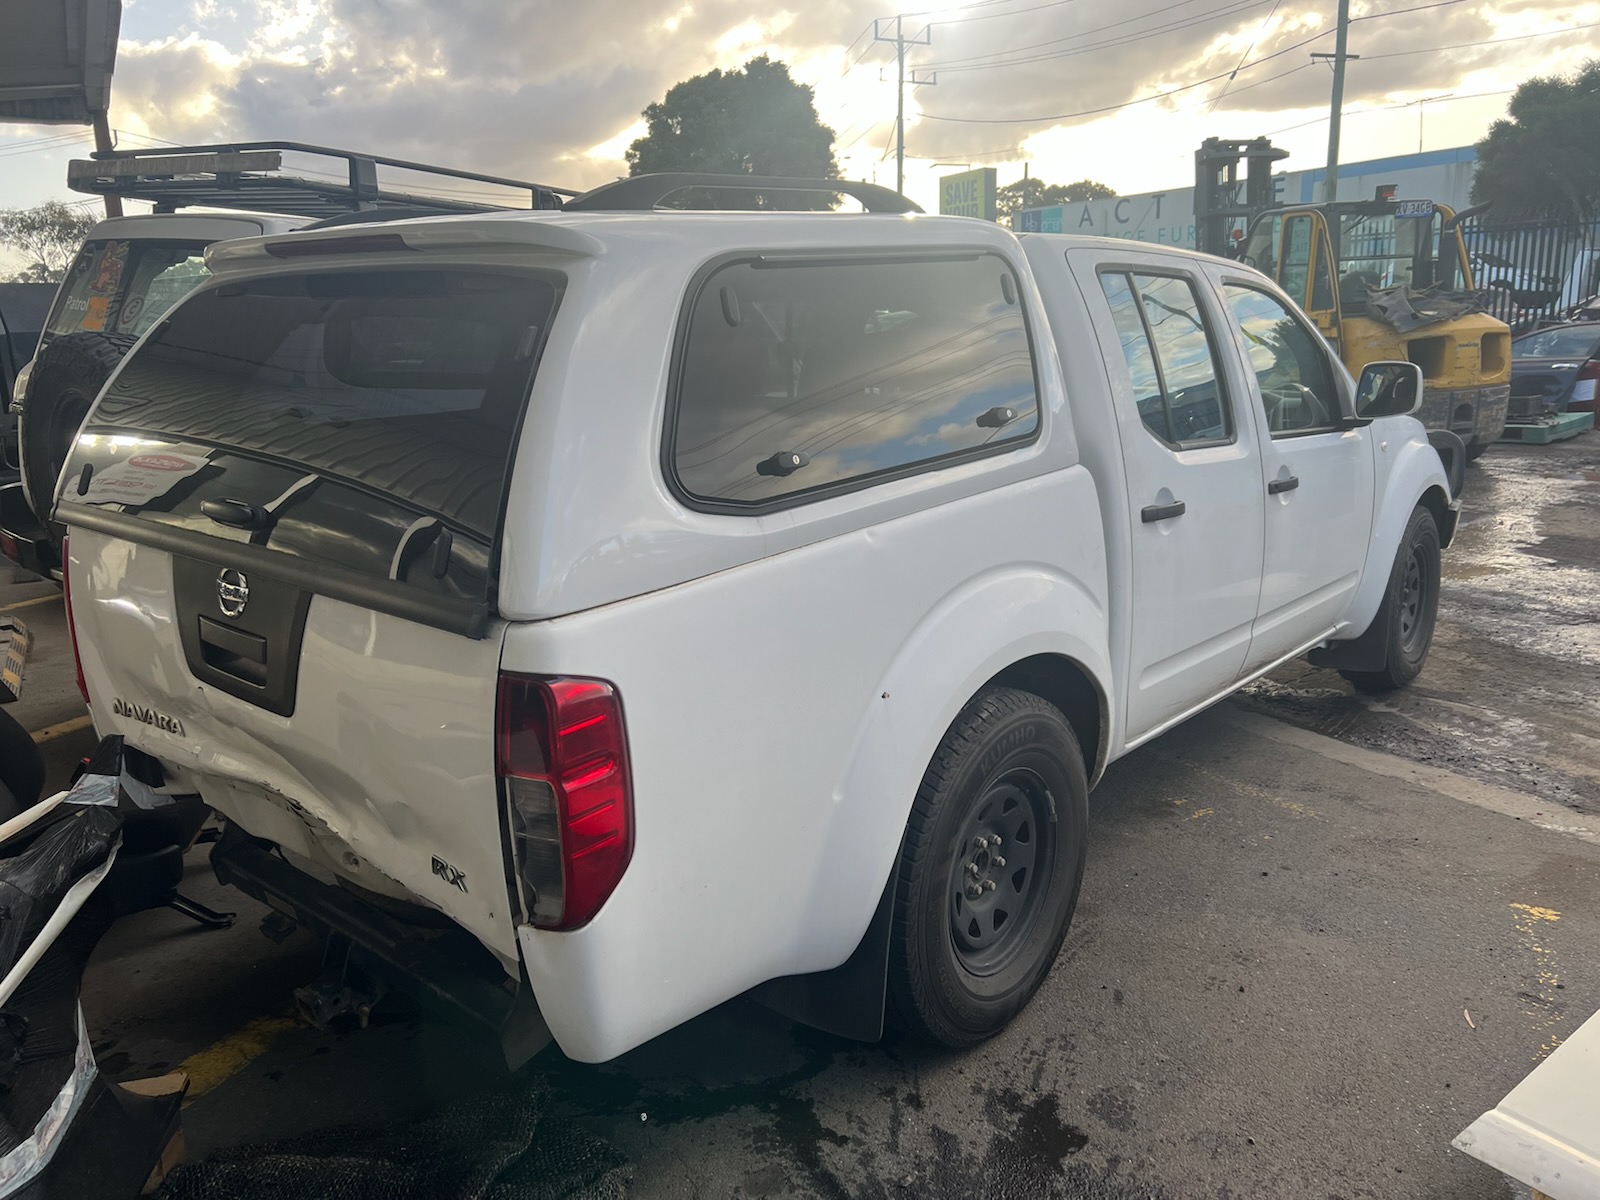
{"left": 1394, "top": 200, "right": 1435, "bottom": 218}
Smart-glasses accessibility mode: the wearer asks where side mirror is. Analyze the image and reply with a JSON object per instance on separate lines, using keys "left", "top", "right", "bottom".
{"left": 1355, "top": 360, "right": 1423, "bottom": 418}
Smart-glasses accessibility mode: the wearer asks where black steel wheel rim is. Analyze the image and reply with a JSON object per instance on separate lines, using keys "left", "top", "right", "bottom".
{"left": 947, "top": 768, "right": 1055, "bottom": 977}
{"left": 1398, "top": 545, "right": 1428, "bottom": 655}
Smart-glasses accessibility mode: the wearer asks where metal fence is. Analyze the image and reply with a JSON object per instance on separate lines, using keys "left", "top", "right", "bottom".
{"left": 1456, "top": 215, "right": 1600, "bottom": 331}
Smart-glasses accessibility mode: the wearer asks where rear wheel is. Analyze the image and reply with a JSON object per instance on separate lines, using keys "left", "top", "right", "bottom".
{"left": 20, "top": 333, "right": 138, "bottom": 524}
{"left": 1342, "top": 506, "right": 1441, "bottom": 694}
{"left": 888, "top": 687, "right": 1088, "bottom": 1047}
{"left": 1465, "top": 440, "right": 1488, "bottom": 463}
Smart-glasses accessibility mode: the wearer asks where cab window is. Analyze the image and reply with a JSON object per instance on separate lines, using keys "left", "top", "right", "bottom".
{"left": 1099, "top": 270, "right": 1232, "bottom": 449}
{"left": 1223, "top": 285, "right": 1341, "bottom": 436}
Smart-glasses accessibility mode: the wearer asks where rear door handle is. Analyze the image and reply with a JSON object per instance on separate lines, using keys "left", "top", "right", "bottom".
{"left": 1267, "top": 475, "right": 1300, "bottom": 495}
{"left": 1141, "top": 500, "right": 1187, "bottom": 523}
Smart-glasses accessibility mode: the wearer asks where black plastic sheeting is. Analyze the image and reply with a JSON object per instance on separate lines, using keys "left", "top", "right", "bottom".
{"left": 0, "top": 776, "right": 122, "bottom": 1167}
{"left": 153, "top": 1078, "right": 630, "bottom": 1200}
{"left": 1365, "top": 286, "right": 1492, "bottom": 333}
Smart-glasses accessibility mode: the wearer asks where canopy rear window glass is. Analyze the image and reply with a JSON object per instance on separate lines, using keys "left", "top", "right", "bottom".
{"left": 93, "top": 268, "right": 557, "bottom": 540}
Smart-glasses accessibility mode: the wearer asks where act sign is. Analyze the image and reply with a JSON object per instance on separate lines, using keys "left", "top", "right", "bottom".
{"left": 939, "top": 169, "right": 998, "bottom": 222}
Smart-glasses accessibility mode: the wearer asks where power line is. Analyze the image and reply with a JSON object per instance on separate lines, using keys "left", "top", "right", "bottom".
{"left": 1358, "top": 19, "right": 1600, "bottom": 60}
{"left": 918, "top": 12, "right": 1596, "bottom": 127}
{"left": 1262, "top": 86, "right": 1515, "bottom": 135}
{"left": 1210, "top": 0, "right": 1285, "bottom": 113}
{"left": 1349, "top": 0, "right": 1468, "bottom": 21}
{"left": 925, "top": 0, "right": 1270, "bottom": 73}
{"left": 919, "top": 26, "right": 1328, "bottom": 122}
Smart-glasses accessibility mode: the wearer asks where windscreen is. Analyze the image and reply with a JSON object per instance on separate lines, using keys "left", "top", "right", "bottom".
{"left": 1336, "top": 210, "right": 1462, "bottom": 308}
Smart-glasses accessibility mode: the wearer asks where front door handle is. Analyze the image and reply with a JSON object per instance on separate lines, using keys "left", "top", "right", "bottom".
{"left": 1141, "top": 500, "right": 1187, "bottom": 523}
{"left": 1267, "top": 475, "right": 1300, "bottom": 495}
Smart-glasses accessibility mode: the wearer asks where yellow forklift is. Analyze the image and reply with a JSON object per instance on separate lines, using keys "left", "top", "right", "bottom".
{"left": 1198, "top": 139, "right": 1511, "bottom": 459}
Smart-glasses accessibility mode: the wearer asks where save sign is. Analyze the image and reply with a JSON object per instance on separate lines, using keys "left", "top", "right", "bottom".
{"left": 938, "top": 168, "right": 998, "bottom": 222}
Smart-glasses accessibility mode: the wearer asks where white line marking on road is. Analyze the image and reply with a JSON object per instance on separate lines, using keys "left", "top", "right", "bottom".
{"left": 1219, "top": 708, "right": 1600, "bottom": 844}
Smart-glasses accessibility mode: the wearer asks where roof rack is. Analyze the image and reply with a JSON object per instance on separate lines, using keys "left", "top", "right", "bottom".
{"left": 67, "top": 141, "right": 580, "bottom": 219}
{"left": 563, "top": 173, "right": 922, "bottom": 215}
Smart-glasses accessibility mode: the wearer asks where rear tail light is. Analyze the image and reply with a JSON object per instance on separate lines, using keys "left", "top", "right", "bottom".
{"left": 496, "top": 674, "right": 633, "bottom": 930}
{"left": 1574, "top": 359, "right": 1599, "bottom": 408}
{"left": 59, "top": 536, "right": 90, "bottom": 708}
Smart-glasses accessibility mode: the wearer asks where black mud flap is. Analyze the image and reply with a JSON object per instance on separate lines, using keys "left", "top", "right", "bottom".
{"left": 749, "top": 873, "right": 894, "bottom": 1042}
{"left": 1427, "top": 430, "right": 1466, "bottom": 504}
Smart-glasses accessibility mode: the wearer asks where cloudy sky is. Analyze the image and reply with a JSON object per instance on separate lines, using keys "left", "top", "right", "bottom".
{"left": 1, "top": 0, "right": 1596, "bottom": 221}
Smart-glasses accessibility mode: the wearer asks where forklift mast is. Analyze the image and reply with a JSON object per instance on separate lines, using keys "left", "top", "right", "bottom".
{"left": 1194, "top": 137, "right": 1290, "bottom": 258}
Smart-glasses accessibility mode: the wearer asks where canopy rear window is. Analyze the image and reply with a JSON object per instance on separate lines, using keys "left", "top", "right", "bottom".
{"left": 94, "top": 268, "right": 557, "bottom": 540}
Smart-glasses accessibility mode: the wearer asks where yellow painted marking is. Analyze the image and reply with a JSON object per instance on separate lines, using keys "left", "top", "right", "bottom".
{"left": 1509, "top": 903, "right": 1565, "bottom": 1034}
{"left": 178, "top": 1014, "right": 301, "bottom": 1099}
{"left": 0, "top": 595, "right": 58, "bottom": 614}
{"left": 29, "top": 715, "right": 93, "bottom": 744}
{"left": 1190, "top": 807, "right": 1214, "bottom": 820}
{"left": 1510, "top": 903, "right": 1561, "bottom": 922}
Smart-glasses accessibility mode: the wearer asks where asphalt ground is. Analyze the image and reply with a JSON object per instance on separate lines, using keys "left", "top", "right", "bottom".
{"left": 3, "top": 430, "right": 1596, "bottom": 1198}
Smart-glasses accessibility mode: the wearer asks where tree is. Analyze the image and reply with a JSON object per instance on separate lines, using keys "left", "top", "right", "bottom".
{"left": 1472, "top": 61, "right": 1600, "bottom": 222}
{"left": 0, "top": 201, "right": 97, "bottom": 282}
{"left": 996, "top": 177, "right": 1117, "bottom": 221}
{"left": 626, "top": 56, "right": 838, "bottom": 208}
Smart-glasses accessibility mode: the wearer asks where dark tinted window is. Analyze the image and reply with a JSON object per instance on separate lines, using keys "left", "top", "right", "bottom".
{"left": 672, "top": 254, "right": 1038, "bottom": 506}
{"left": 94, "top": 269, "right": 557, "bottom": 539}
{"left": 1099, "top": 271, "right": 1231, "bottom": 448}
{"left": 1514, "top": 326, "right": 1600, "bottom": 358}
{"left": 1224, "top": 284, "right": 1341, "bottom": 435}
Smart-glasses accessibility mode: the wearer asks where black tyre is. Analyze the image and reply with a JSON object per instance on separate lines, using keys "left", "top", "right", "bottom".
{"left": 0, "top": 706, "right": 43, "bottom": 817}
{"left": 1465, "top": 440, "right": 1488, "bottom": 463}
{"left": 19, "top": 332, "right": 138, "bottom": 523}
{"left": 1342, "top": 506, "right": 1441, "bottom": 694}
{"left": 888, "top": 687, "right": 1088, "bottom": 1047}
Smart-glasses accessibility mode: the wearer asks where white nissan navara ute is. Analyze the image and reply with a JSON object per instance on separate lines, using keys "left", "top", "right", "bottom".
{"left": 53, "top": 175, "right": 1460, "bottom": 1065}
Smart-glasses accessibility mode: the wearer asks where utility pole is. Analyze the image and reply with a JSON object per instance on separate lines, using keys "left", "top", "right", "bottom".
{"left": 1405, "top": 92, "right": 1453, "bottom": 153}
{"left": 1311, "top": 0, "right": 1357, "bottom": 204}
{"left": 875, "top": 16, "right": 934, "bottom": 195}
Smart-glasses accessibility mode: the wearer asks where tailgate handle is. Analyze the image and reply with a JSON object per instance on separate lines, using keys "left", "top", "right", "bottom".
{"left": 201, "top": 497, "right": 268, "bottom": 530}
{"left": 198, "top": 616, "right": 268, "bottom": 685}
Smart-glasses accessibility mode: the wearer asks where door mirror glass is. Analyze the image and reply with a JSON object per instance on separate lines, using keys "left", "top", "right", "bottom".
{"left": 1356, "top": 361, "right": 1423, "bottom": 418}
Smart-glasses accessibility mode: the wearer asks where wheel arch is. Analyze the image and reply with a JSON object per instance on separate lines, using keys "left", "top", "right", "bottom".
{"left": 752, "top": 576, "right": 1112, "bottom": 1042}
{"left": 987, "top": 652, "right": 1108, "bottom": 787}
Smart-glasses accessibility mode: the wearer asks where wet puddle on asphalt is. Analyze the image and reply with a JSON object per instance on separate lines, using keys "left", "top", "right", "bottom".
{"left": 1240, "top": 437, "right": 1600, "bottom": 813}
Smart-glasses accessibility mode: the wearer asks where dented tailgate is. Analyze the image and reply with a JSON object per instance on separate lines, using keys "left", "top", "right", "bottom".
{"left": 54, "top": 259, "right": 563, "bottom": 965}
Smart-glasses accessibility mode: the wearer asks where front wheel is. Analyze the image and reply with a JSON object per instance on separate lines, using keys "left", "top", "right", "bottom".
{"left": 887, "top": 687, "right": 1088, "bottom": 1047}
{"left": 1465, "top": 440, "right": 1488, "bottom": 463}
{"left": 1342, "top": 506, "right": 1441, "bottom": 694}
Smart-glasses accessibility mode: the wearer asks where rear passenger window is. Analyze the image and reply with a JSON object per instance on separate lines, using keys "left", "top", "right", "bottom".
{"left": 671, "top": 255, "right": 1039, "bottom": 507}
{"left": 1099, "top": 271, "right": 1232, "bottom": 448}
